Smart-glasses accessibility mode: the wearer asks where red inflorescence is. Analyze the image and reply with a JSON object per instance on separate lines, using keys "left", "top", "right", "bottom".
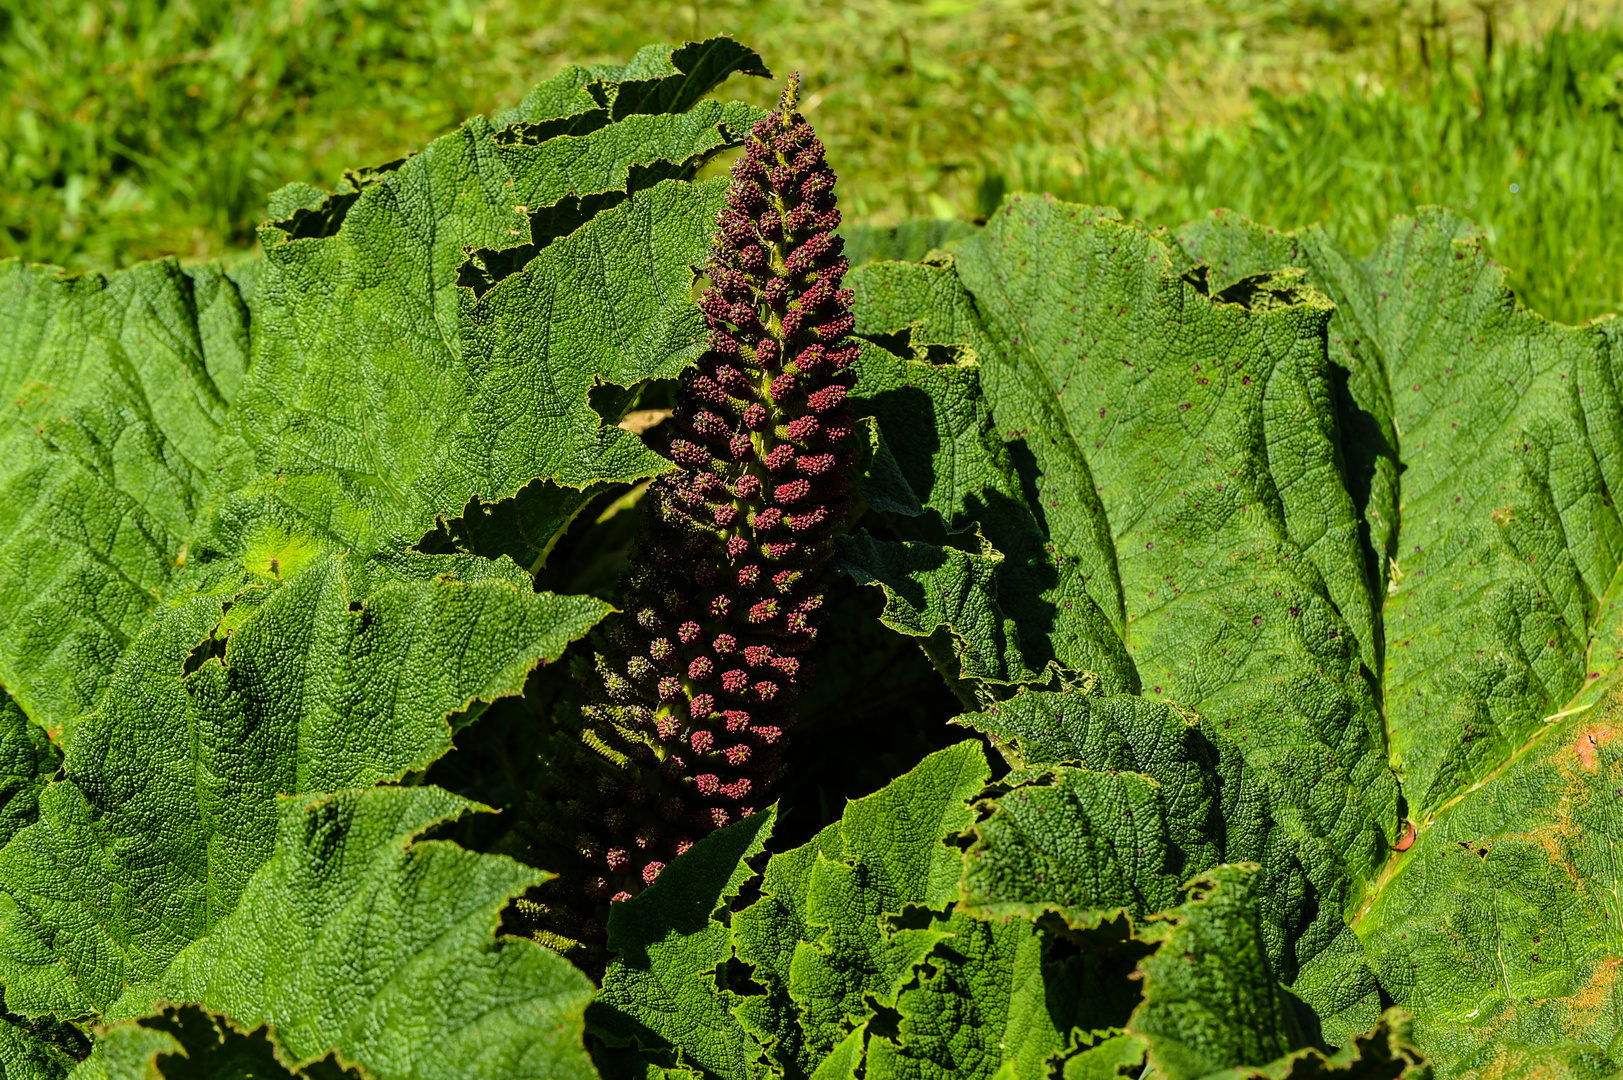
{"left": 569, "top": 73, "right": 855, "bottom": 917}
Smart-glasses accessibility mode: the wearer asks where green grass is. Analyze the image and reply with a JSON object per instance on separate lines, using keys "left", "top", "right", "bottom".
{"left": 0, "top": 0, "right": 501, "bottom": 267}
{"left": 997, "top": 20, "right": 1623, "bottom": 325}
{"left": 2, "top": 0, "right": 1618, "bottom": 323}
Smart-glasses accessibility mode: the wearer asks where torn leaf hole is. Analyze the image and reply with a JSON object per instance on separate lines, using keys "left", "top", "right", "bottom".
{"left": 457, "top": 161, "right": 709, "bottom": 299}
{"left": 867, "top": 1001, "right": 904, "bottom": 1042}
{"left": 721, "top": 956, "right": 765, "bottom": 996}
{"left": 856, "top": 327, "right": 915, "bottom": 357}
{"left": 492, "top": 107, "right": 611, "bottom": 147}
{"left": 727, "top": 842, "right": 773, "bottom": 915}
{"left": 182, "top": 625, "right": 230, "bottom": 678}
{"left": 262, "top": 158, "right": 406, "bottom": 241}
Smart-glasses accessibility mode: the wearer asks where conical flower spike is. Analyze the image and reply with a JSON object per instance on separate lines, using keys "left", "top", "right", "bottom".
{"left": 547, "top": 74, "right": 857, "bottom": 944}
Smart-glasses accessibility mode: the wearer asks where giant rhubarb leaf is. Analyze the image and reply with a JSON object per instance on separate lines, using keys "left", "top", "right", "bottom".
{"left": 861, "top": 904, "right": 1119, "bottom": 1080}
{"left": 850, "top": 201, "right": 1397, "bottom": 1039}
{"left": 592, "top": 743, "right": 1101, "bottom": 1080}
{"left": 122, "top": 787, "right": 597, "bottom": 1080}
{"left": 848, "top": 198, "right": 1623, "bottom": 1074}
{"left": 0, "top": 553, "right": 605, "bottom": 1021}
{"left": 1123, "top": 865, "right": 1427, "bottom": 1080}
{"left": 1171, "top": 209, "right": 1623, "bottom": 1077}
{"left": 1173, "top": 210, "right": 1623, "bottom": 811}
{"left": 0, "top": 39, "right": 767, "bottom": 742}
{"left": 219, "top": 39, "right": 769, "bottom": 567}
{"left": 845, "top": 341, "right": 1135, "bottom": 694}
{"left": 597, "top": 739, "right": 1422, "bottom": 1080}
{"left": 591, "top": 807, "right": 777, "bottom": 1080}
{"left": 0, "top": 259, "right": 250, "bottom": 736}
{"left": 956, "top": 692, "right": 1225, "bottom": 925}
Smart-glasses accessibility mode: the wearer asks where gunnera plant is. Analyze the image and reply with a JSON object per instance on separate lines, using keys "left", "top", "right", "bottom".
{"left": 530, "top": 74, "right": 857, "bottom": 954}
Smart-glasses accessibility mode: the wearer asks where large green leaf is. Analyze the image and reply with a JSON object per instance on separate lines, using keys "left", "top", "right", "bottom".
{"left": 850, "top": 202, "right": 1400, "bottom": 1038}
{"left": 594, "top": 734, "right": 1425, "bottom": 1080}
{"left": 848, "top": 342, "right": 1136, "bottom": 692}
{"left": 127, "top": 787, "right": 597, "bottom": 1080}
{"left": 1126, "top": 866, "right": 1429, "bottom": 1080}
{"left": 445, "top": 176, "right": 730, "bottom": 537}
{"left": 954, "top": 693, "right": 1233, "bottom": 922}
{"left": 222, "top": 41, "right": 767, "bottom": 566}
{"left": 0, "top": 258, "right": 250, "bottom": 736}
{"left": 960, "top": 759, "right": 1221, "bottom": 925}
{"left": 0, "top": 41, "right": 764, "bottom": 743}
{"left": 850, "top": 201, "right": 1623, "bottom": 1073}
{"left": 864, "top": 907, "right": 1123, "bottom": 1080}
{"left": 831, "top": 531, "right": 1038, "bottom": 689}
{"left": 1129, "top": 865, "right": 1311, "bottom": 1079}
{"left": 1173, "top": 210, "right": 1623, "bottom": 816}
{"left": 0, "top": 553, "right": 605, "bottom": 1020}
{"left": 952, "top": 687, "right": 1381, "bottom": 1039}
{"left": 1167, "top": 209, "right": 1623, "bottom": 1076}
{"left": 594, "top": 742, "right": 1097, "bottom": 1080}
{"left": 494, "top": 39, "right": 770, "bottom": 129}
{"left": 727, "top": 817, "right": 841, "bottom": 1080}
{"left": 780, "top": 743, "right": 989, "bottom": 1069}
{"left": 592, "top": 808, "right": 777, "bottom": 1080}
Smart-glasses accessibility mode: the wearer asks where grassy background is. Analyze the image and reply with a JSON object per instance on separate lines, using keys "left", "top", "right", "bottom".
{"left": 1, "top": 0, "right": 1618, "bottom": 323}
